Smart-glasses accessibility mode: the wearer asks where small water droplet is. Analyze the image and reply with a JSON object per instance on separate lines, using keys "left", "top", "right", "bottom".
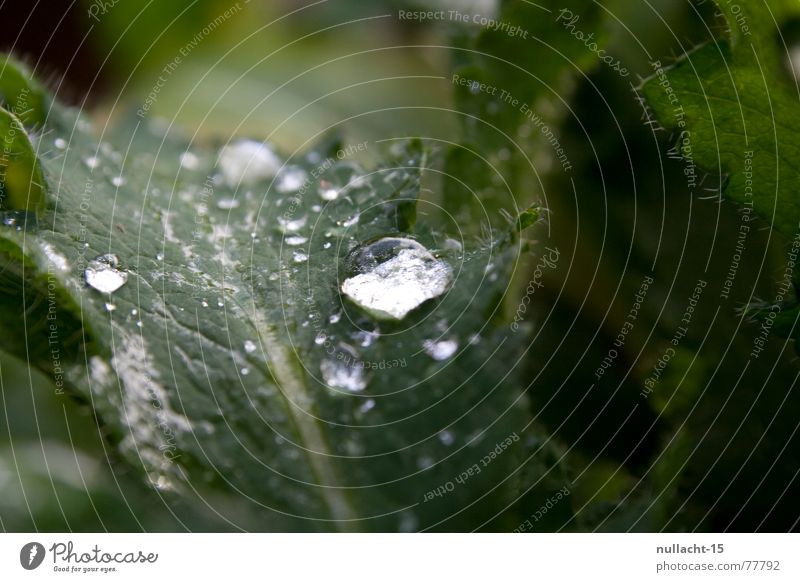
{"left": 329, "top": 312, "right": 341, "bottom": 324}
{"left": 314, "top": 334, "right": 327, "bottom": 346}
{"left": 292, "top": 250, "right": 308, "bottom": 263}
{"left": 341, "top": 237, "right": 453, "bottom": 320}
{"left": 323, "top": 241, "right": 332, "bottom": 250}
{"left": 179, "top": 151, "right": 200, "bottom": 170}
{"left": 277, "top": 214, "right": 307, "bottom": 233}
{"left": 156, "top": 253, "right": 164, "bottom": 261}
{"left": 1, "top": 210, "right": 36, "bottom": 231}
{"left": 359, "top": 399, "right": 376, "bottom": 414}
{"left": 438, "top": 430, "right": 455, "bottom": 446}
{"left": 218, "top": 140, "right": 281, "bottom": 187}
{"left": 111, "top": 175, "right": 125, "bottom": 187}
{"left": 423, "top": 338, "right": 459, "bottom": 361}
{"left": 131, "top": 308, "right": 138, "bottom": 316}
{"left": 54, "top": 138, "right": 67, "bottom": 150}
{"left": 318, "top": 179, "right": 339, "bottom": 200}
{"left": 338, "top": 214, "right": 359, "bottom": 228}
{"left": 104, "top": 302, "right": 116, "bottom": 312}
{"left": 417, "top": 456, "right": 435, "bottom": 469}
{"left": 241, "top": 367, "right": 250, "bottom": 376}
{"left": 136, "top": 320, "right": 143, "bottom": 328}
{"left": 201, "top": 300, "right": 209, "bottom": 307}
{"left": 84, "top": 254, "right": 128, "bottom": 293}
{"left": 84, "top": 156, "right": 100, "bottom": 169}
{"left": 321, "top": 351, "right": 368, "bottom": 392}
{"left": 216, "top": 197, "right": 240, "bottom": 210}
{"left": 244, "top": 340, "right": 257, "bottom": 353}
{"left": 354, "top": 330, "right": 379, "bottom": 347}
{"left": 275, "top": 166, "right": 308, "bottom": 193}
{"left": 285, "top": 235, "right": 308, "bottom": 246}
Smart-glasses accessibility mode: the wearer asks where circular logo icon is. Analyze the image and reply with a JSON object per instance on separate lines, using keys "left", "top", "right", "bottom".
{"left": 20, "top": 542, "right": 46, "bottom": 570}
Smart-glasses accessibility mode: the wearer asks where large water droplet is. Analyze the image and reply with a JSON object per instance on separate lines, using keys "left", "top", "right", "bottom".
{"left": 218, "top": 140, "right": 281, "bottom": 188}
{"left": 341, "top": 237, "right": 453, "bottom": 320}
{"left": 84, "top": 254, "right": 128, "bottom": 293}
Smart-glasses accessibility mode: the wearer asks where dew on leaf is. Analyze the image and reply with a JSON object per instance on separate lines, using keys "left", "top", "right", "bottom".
{"left": 277, "top": 214, "right": 307, "bottom": 233}
{"left": 275, "top": 166, "right": 308, "bottom": 193}
{"left": 54, "top": 137, "right": 67, "bottom": 150}
{"left": 218, "top": 140, "right": 281, "bottom": 187}
{"left": 353, "top": 330, "right": 379, "bottom": 347}
{"left": 318, "top": 179, "right": 339, "bottom": 200}
{"left": 320, "top": 352, "right": 368, "bottom": 392}
{"left": 423, "top": 338, "right": 459, "bottom": 361}
{"left": 285, "top": 235, "right": 308, "bottom": 246}
{"left": 179, "top": 151, "right": 200, "bottom": 170}
{"left": 84, "top": 155, "right": 100, "bottom": 169}
{"left": 244, "top": 339, "right": 257, "bottom": 353}
{"left": 2, "top": 210, "right": 36, "bottom": 231}
{"left": 341, "top": 237, "right": 453, "bottom": 320}
{"left": 84, "top": 254, "right": 128, "bottom": 293}
{"left": 292, "top": 250, "right": 308, "bottom": 263}
{"left": 111, "top": 175, "right": 125, "bottom": 187}
{"left": 438, "top": 430, "right": 455, "bottom": 446}
{"left": 216, "top": 197, "right": 240, "bottom": 210}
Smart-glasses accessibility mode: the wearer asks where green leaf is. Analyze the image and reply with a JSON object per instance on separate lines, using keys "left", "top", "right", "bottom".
{"left": 0, "top": 73, "right": 565, "bottom": 530}
{"left": 0, "top": 106, "right": 47, "bottom": 213}
{"left": 640, "top": 0, "right": 800, "bottom": 237}
{"left": 0, "top": 55, "right": 49, "bottom": 128}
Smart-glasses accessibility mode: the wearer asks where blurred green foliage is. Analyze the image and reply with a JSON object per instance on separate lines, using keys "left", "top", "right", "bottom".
{"left": 0, "top": 0, "right": 798, "bottom": 531}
